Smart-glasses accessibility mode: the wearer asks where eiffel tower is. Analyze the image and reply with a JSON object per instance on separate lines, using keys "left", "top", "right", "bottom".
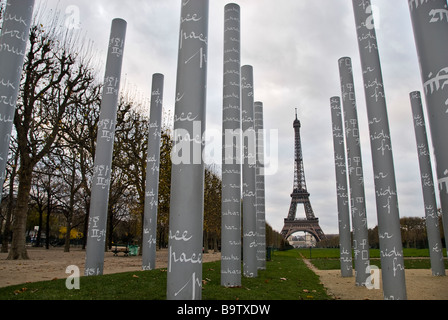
{"left": 281, "top": 110, "right": 326, "bottom": 242}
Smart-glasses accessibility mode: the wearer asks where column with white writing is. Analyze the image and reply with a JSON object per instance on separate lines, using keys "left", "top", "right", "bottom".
{"left": 410, "top": 91, "right": 446, "bottom": 276}
{"left": 142, "top": 73, "right": 164, "bottom": 270}
{"left": 330, "top": 96, "right": 353, "bottom": 278}
{"left": 167, "top": 0, "right": 209, "bottom": 300}
{"left": 221, "top": 3, "right": 242, "bottom": 287}
{"left": 85, "top": 18, "right": 127, "bottom": 276}
{"left": 254, "top": 101, "right": 266, "bottom": 270}
{"left": 352, "top": 0, "right": 406, "bottom": 299}
{"left": 241, "top": 65, "right": 257, "bottom": 278}
{"left": 408, "top": 0, "right": 448, "bottom": 254}
{"left": 0, "top": 0, "right": 35, "bottom": 201}
{"left": 338, "top": 57, "right": 370, "bottom": 285}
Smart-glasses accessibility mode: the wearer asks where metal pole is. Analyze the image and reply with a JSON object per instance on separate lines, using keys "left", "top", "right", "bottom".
{"left": 408, "top": 0, "right": 448, "bottom": 254}
{"left": 221, "top": 2, "right": 241, "bottom": 287}
{"left": 142, "top": 73, "right": 164, "bottom": 271}
{"left": 167, "top": 0, "right": 209, "bottom": 300}
{"left": 241, "top": 65, "right": 257, "bottom": 278}
{"left": 330, "top": 96, "right": 353, "bottom": 278}
{"left": 254, "top": 101, "right": 266, "bottom": 270}
{"left": 410, "top": 91, "right": 445, "bottom": 276}
{"left": 0, "top": 0, "right": 35, "bottom": 201}
{"left": 84, "top": 18, "right": 127, "bottom": 276}
{"left": 338, "top": 58, "right": 370, "bottom": 285}
{"left": 352, "top": 0, "right": 407, "bottom": 299}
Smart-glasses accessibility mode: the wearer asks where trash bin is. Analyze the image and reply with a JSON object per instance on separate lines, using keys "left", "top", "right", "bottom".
{"left": 129, "top": 245, "right": 139, "bottom": 256}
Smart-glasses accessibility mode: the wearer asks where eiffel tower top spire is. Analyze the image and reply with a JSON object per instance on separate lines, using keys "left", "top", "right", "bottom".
{"left": 293, "top": 109, "right": 307, "bottom": 193}
{"left": 294, "top": 108, "right": 300, "bottom": 128}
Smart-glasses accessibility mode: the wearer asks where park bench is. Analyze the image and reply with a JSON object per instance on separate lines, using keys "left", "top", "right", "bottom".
{"left": 112, "top": 244, "right": 129, "bottom": 256}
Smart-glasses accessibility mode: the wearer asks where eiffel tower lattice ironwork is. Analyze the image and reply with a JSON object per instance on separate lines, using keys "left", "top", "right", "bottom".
{"left": 281, "top": 110, "right": 326, "bottom": 242}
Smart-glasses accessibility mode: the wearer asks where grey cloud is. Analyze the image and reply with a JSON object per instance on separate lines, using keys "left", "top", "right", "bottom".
{"left": 34, "top": 0, "right": 433, "bottom": 235}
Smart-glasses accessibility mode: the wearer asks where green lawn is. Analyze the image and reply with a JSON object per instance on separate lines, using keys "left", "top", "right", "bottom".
{"left": 297, "top": 248, "right": 447, "bottom": 259}
{"left": 0, "top": 249, "right": 332, "bottom": 300}
{"left": 202, "top": 249, "right": 330, "bottom": 300}
{"left": 2, "top": 248, "right": 445, "bottom": 300}
{"left": 298, "top": 248, "right": 448, "bottom": 271}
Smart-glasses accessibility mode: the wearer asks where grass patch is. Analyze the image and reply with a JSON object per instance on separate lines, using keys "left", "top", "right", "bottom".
{"left": 0, "top": 268, "right": 169, "bottom": 300}
{"left": 297, "top": 248, "right": 447, "bottom": 259}
{"left": 297, "top": 248, "right": 448, "bottom": 271}
{"left": 202, "top": 249, "right": 330, "bottom": 300}
{"left": 0, "top": 250, "right": 332, "bottom": 300}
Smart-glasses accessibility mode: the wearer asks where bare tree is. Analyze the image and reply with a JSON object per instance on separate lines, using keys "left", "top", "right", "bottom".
{"left": 111, "top": 99, "right": 149, "bottom": 249}
{"left": 401, "top": 217, "right": 427, "bottom": 249}
{"left": 8, "top": 12, "right": 98, "bottom": 259}
{"left": 29, "top": 156, "right": 65, "bottom": 249}
{"left": 0, "top": 139, "right": 19, "bottom": 253}
{"left": 203, "top": 166, "right": 222, "bottom": 253}
{"left": 58, "top": 83, "right": 101, "bottom": 250}
{"left": 157, "top": 130, "right": 172, "bottom": 249}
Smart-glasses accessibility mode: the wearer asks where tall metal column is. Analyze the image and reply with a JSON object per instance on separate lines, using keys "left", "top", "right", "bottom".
{"left": 241, "top": 65, "right": 257, "bottom": 278}
{"left": 0, "top": 0, "right": 35, "bottom": 201}
{"left": 142, "top": 73, "right": 164, "bottom": 271}
{"left": 408, "top": 0, "right": 448, "bottom": 253}
{"left": 167, "top": 0, "right": 209, "bottom": 300}
{"left": 254, "top": 101, "right": 266, "bottom": 270}
{"left": 352, "top": 0, "right": 406, "bottom": 299}
{"left": 84, "top": 18, "right": 127, "bottom": 276}
{"left": 338, "top": 58, "right": 369, "bottom": 285}
{"left": 330, "top": 96, "right": 353, "bottom": 278}
{"left": 221, "top": 2, "right": 241, "bottom": 287}
{"left": 410, "top": 91, "right": 445, "bottom": 276}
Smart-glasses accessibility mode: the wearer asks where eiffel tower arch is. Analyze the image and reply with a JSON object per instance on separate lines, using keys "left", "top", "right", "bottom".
{"left": 281, "top": 110, "right": 326, "bottom": 242}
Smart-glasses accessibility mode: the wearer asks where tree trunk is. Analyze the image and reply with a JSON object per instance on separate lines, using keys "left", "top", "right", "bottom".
{"left": 7, "top": 167, "right": 33, "bottom": 260}
{"left": 158, "top": 223, "right": 165, "bottom": 249}
{"left": 1, "top": 206, "right": 12, "bottom": 253}
{"left": 1, "top": 195, "right": 14, "bottom": 253}
{"left": 107, "top": 209, "right": 113, "bottom": 251}
{"left": 82, "top": 203, "right": 89, "bottom": 250}
{"left": 35, "top": 209, "right": 43, "bottom": 247}
{"left": 64, "top": 218, "right": 71, "bottom": 253}
{"left": 45, "top": 190, "right": 51, "bottom": 250}
{"left": 203, "top": 230, "right": 209, "bottom": 254}
{"left": 64, "top": 169, "right": 77, "bottom": 253}
{"left": 213, "top": 235, "right": 218, "bottom": 253}
{"left": 139, "top": 210, "right": 144, "bottom": 256}
{"left": 1, "top": 155, "right": 18, "bottom": 253}
{"left": 45, "top": 207, "right": 50, "bottom": 250}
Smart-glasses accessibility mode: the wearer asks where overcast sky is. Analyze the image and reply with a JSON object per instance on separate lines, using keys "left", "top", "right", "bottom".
{"left": 35, "top": 0, "right": 435, "bottom": 235}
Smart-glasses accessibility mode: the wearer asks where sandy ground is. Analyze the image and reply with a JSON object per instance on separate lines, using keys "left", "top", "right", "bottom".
{"left": 0, "top": 246, "right": 221, "bottom": 289}
{"left": 1, "top": 247, "right": 447, "bottom": 300}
